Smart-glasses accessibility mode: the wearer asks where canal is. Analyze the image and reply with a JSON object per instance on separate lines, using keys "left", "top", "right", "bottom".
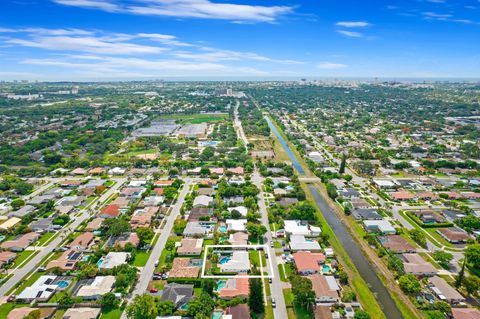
{"left": 265, "top": 116, "right": 404, "bottom": 319}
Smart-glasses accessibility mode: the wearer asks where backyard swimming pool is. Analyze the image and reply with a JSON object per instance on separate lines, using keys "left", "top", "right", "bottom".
{"left": 219, "top": 256, "right": 230, "bottom": 265}
{"left": 218, "top": 226, "right": 227, "bottom": 233}
{"left": 212, "top": 311, "right": 223, "bottom": 319}
{"left": 56, "top": 280, "right": 69, "bottom": 289}
{"left": 216, "top": 280, "right": 226, "bottom": 291}
{"left": 322, "top": 264, "right": 331, "bottom": 274}
{"left": 96, "top": 259, "right": 104, "bottom": 268}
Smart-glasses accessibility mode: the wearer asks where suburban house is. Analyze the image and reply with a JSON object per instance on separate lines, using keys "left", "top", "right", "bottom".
{"left": 46, "top": 249, "right": 83, "bottom": 271}
{"left": 293, "top": 251, "right": 326, "bottom": 275}
{"left": 177, "top": 238, "right": 204, "bottom": 256}
{"left": 363, "top": 220, "right": 396, "bottom": 235}
{"left": 188, "top": 207, "right": 212, "bottom": 221}
{"left": 284, "top": 220, "right": 321, "bottom": 237}
{"left": 62, "top": 307, "right": 101, "bottom": 319}
{"left": 0, "top": 251, "right": 16, "bottom": 267}
{"left": 218, "top": 276, "right": 249, "bottom": 299}
{"left": 67, "top": 232, "right": 94, "bottom": 251}
{"left": 99, "top": 205, "right": 120, "bottom": 218}
{"left": 352, "top": 209, "right": 382, "bottom": 221}
{"left": 193, "top": 195, "right": 214, "bottom": 208}
{"left": 220, "top": 251, "right": 251, "bottom": 273}
{"left": 1, "top": 232, "right": 40, "bottom": 251}
{"left": 160, "top": 283, "right": 194, "bottom": 309}
{"left": 227, "top": 206, "right": 248, "bottom": 217}
{"left": 402, "top": 253, "right": 438, "bottom": 277}
{"left": 98, "top": 252, "right": 130, "bottom": 269}
{"left": 428, "top": 276, "right": 466, "bottom": 304}
{"left": 229, "top": 232, "right": 248, "bottom": 246}
{"left": 379, "top": 235, "right": 416, "bottom": 253}
{"left": 16, "top": 276, "right": 58, "bottom": 302}
{"left": 437, "top": 227, "right": 471, "bottom": 243}
{"left": 226, "top": 304, "right": 251, "bottom": 319}
{"left": 309, "top": 274, "right": 340, "bottom": 304}
{"left": 169, "top": 258, "right": 201, "bottom": 278}
{"left": 289, "top": 235, "right": 321, "bottom": 251}
{"left": 226, "top": 219, "right": 247, "bottom": 232}
{"left": 76, "top": 276, "right": 115, "bottom": 300}
{"left": 183, "top": 221, "right": 214, "bottom": 237}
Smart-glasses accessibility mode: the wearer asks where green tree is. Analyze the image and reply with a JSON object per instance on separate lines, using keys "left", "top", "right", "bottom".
{"left": 103, "top": 218, "right": 131, "bottom": 237}
{"left": 126, "top": 294, "right": 157, "bottom": 319}
{"left": 187, "top": 292, "right": 215, "bottom": 318}
{"left": 387, "top": 254, "right": 405, "bottom": 276}
{"left": 353, "top": 310, "right": 371, "bottom": 319}
{"left": 11, "top": 198, "right": 25, "bottom": 210}
{"left": 339, "top": 153, "right": 347, "bottom": 174}
{"left": 465, "top": 244, "right": 480, "bottom": 269}
{"left": 136, "top": 227, "right": 154, "bottom": 246}
{"left": 58, "top": 294, "right": 74, "bottom": 307}
{"left": 100, "top": 292, "right": 119, "bottom": 310}
{"left": 455, "top": 259, "right": 466, "bottom": 288}
{"left": 408, "top": 229, "right": 427, "bottom": 248}
{"left": 432, "top": 251, "right": 453, "bottom": 268}
{"left": 248, "top": 277, "right": 265, "bottom": 314}
{"left": 433, "top": 301, "right": 451, "bottom": 314}
{"left": 290, "top": 275, "right": 315, "bottom": 308}
{"left": 201, "top": 278, "right": 216, "bottom": 296}
{"left": 25, "top": 310, "right": 41, "bottom": 319}
{"left": 157, "top": 300, "right": 175, "bottom": 316}
{"left": 398, "top": 274, "right": 421, "bottom": 295}
{"left": 463, "top": 275, "right": 480, "bottom": 296}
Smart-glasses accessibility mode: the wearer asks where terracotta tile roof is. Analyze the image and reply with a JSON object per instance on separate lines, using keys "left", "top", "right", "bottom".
{"left": 219, "top": 276, "right": 249, "bottom": 299}
{"left": 293, "top": 251, "right": 326, "bottom": 273}
{"left": 169, "top": 258, "right": 200, "bottom": 278}
{"left": 100, "top": 205, "right": 120, "bottom": 217}
{"left": 452, "top": 308, "right": 480, "bottom": 319}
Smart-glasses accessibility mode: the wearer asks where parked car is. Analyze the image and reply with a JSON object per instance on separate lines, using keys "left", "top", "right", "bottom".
{"left": 271, "top": 298, "right": 276, "bottom": 308}
{"left": 149, "top": 288, "right": 158, "bottom": 293}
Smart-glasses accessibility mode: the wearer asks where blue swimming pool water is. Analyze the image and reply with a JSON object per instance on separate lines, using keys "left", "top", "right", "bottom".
{"left": 216, "top": 280, "right": 226, "bottom": 291}
{"left": 322, "top": 264, "right": 331, "bottom": 273}
{"left": 212, "top": 311, "right": 223, "bottom": 319}
{"left": 219, "top": 256, "right": 230, "bottom": 265}
{"left": 57, "top": 280, "right": 69, "bottom": 289}
{"left": 96, "top": 259, "right": 104, "bottom": 268}
{"left": 218, "top": 226, "right": 227, "bottom": 233}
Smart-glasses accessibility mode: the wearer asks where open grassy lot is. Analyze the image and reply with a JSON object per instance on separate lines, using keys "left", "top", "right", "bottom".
{"left": 11, "top": 250, "right": 37, "bottom": 268}
{"left": 37, "top": 231, "right": 57, "bottom": 246}
{"left": 158, "top": 113, "right": 228, "bottom": 124}
{"left": 100, "top": 308, "right": 123, "bottom": 319}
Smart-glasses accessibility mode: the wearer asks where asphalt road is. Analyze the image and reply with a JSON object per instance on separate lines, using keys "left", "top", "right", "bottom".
{"left": 121, "top": 179, "right": 192, "bottom": 318}
{"left": 235, "top": 99, "right": 288, "bottom": 319}
{"left": 0, "top": 178, "right": 126, "bottom": 296}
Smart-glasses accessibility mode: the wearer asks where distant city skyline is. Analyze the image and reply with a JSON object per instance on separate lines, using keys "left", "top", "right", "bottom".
{"left": 1, "top": 0, "right": 480, "bottom": 80}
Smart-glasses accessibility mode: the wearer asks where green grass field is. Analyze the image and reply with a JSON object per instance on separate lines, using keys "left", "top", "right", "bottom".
{"left": 100, "top": 308, "right": 123, "bottom": 319}
{"left": 158, "top": 113, "right": 228, "bottom": 124}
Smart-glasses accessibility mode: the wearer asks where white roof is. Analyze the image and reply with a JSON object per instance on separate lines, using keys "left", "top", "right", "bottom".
{"left": 289, "top": 235, "right": 321, "bottom": 251}
{"left": 193, "top": 195, "right": 213, "bottom": 207}
{"left": 17, "top": 275, "right": 57, "bottom": 300}
{"left": 363, "top": 220, "right": 396, "bottom": 233}
{"left": 227, "top": 206, "right": 248, "bottom": 217}
{"left": 99, "top": 252, "right": 129, "bottom": 269}
{"left": 226, "top": 219, "right": 247, "bottom": 232}
{"left": 284, "top": 220, "right": 310, "bottom": 236}
{"left": 220, "top": 251, "right": 250, "bottom": 272}
{"left": 373, "top": 179, "right": 396, "bottom": 187}
{"left": 76, "top": 276, "right": 115, "bottom": 297}
{"left": 129, "top": 180, "right": 146, "bottom": 187}
{"left": 325, "top": 276, "right": 340, "bottom": 291}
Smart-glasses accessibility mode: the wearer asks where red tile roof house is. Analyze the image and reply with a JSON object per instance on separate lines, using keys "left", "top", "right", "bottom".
{"left": 70, "top": 167, "right": 87, "bottom": 175}
{"left": 115, "top": 233, "right": 140, "bottom": 248}
{"left": 169, "top": 258, "right": 200, "bottom": 278}
{"left": 0, "top": 251, "right": 16, "bottom": 267}
{"left": 379, "top": 235, "right": 416, "bottom": 253}
{"left": 152, "top": 188, "right": 165, "bottom": 196}
{"left": 177, "top": 238, "right": 203, "bottom": 256}
{"left": 440, "top": 191, "right": 463, "bottom": 200}
{"left": 460, "top": 192, "right": 480, "bottom": 200}
{"left": 227, "top": 167, "right": 244, "bottom": 175}
{"left": 451, "top": 308, "right": 480, "bottom": 319}
{"left": 99, "top": 205, "right": 120, "bottom": 218}
{"left": 390, "top": 190, "right": 415, "bottom": 201}
{"left": 414, "top": 191, "right": 439, "bottom": 201}
{"left": 293, "top": 251, "right": 326, "bottom": 275}
{"left": 59, "top": 180, "right": 83, "bottom": 188}
{"left": 154, "top": 180, "right": 174, "bottom": 188}
{"left": 89, "top": 167, "right": 106, "bottom": 175}
{"left": 67, "top": 232, "right": 94, "bottom": 251}
{"left": 46, "top": 249, "right": 83, "bottom": 271}
{"left": 219, "top": 276, "right": 249, "bottom": 299}
{"left": 209, "top": 167, "right": 225, "bottom": 175}
{"left": 437, "top": 228, "right": 471, "bottom": 243}
{"left": 227, "top": 304, "right": 251, "bottom": 319}
{"left": 1, "top": 232, "right": 40, "bottom": 251}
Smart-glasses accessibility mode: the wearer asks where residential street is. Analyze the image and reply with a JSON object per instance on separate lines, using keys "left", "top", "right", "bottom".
{"left": 121, "top": 179, "right": 193, "bottom": 318}
{"left": 235, "top": 99, "right": 288, "bottom": 319}
{"left": 0, "top": 178, "right": 126, "bottom": 297}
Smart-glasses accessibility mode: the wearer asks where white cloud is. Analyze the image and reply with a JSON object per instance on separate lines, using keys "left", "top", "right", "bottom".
{"left": 336, "top": 30, "right": 363, "bottom": 38}
{"left": 52, "top": 0, "right": 120, "bottom": 12}
{"left": 137, "top": 33, "right": 192, "bottom": 46}
{"left": 52, "top": 0, "right": 293, "bottom": 23}
{"left": 423, "top": 12, "right": 453, "bottom": 20}
{"left": 317, "top": 62, "right": 348, "bottom": 69}
{"left": 336, "top": 21, "right": 370, "bottom": 28}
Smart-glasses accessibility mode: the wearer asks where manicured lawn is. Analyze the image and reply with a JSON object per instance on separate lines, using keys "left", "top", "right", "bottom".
{"left": 158, "top": 113, "right": 228, "bottom": 124}
{"left": 283, "top": 288, "right": 294, "bottom": 307}
{"left": 100, "top": 308, "right": 123, "bottom": 319}
{"left": 37, "top": 231, "right": 57, "bottom": 246}
{"left": 132, "top": 251, "right": 150, "bottom": 267}
{"left": 12, "top": 250, "right": 36, "bottom": 268}
{"left": 249, "top": 250, "right": 260, "bottom": 268}
{"left": 0, "top": 303, "right": 15, "bottom": 318}
{"left": 278, "top": 265, "right": 287, "bottom": 281}
{"left": 13, "top": 272, "right": 43, "bottom": 294}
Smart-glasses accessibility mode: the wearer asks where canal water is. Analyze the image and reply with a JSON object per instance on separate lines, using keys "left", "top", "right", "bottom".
{"left": 265, "top": 116, "right": 404, "bottom": 319}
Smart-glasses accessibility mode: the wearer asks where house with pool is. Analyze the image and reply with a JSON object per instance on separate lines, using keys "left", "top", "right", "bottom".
{"left": 219, "top": 251, "right": 250, "bottom": 273}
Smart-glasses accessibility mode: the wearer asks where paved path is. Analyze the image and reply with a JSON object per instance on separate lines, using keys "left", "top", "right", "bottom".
{"left": 0, "top": 178, "right": 126, "bottom": 296}
{"left": 235, "top": 99, "right": 287, "bottom": 319}
{"left": 121, "top": 179, "right": 192, "bottom": 318}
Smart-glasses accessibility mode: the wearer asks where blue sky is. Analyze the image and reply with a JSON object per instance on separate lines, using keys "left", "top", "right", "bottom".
{"left": 1, "top": 0, "right": 480, "bottom": 80}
